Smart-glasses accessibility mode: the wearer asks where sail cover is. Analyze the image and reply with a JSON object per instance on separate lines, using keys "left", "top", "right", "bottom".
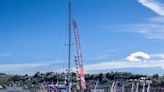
{"left": 72, "top": 20, "right": 86, "bottom": 89}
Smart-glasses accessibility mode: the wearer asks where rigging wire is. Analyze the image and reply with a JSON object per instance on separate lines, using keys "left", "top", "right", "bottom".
{"left": 48, "top": 11, "right": 68, "bottom": 72}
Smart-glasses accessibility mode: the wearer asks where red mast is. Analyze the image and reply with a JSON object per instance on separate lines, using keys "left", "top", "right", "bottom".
{"left": 72, "top": 20, "right": 86, "bottom": 89}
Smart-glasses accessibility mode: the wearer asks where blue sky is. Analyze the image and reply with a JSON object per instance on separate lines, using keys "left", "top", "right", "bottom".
{"left": 0, "top": 0, "right": 164, "bottom": 75}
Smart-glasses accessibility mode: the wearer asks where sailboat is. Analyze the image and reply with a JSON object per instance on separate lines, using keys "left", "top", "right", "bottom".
{"left": 94, "top": 79, "right": 99, "bottom": 92}
{"left": 135, "top": 82, "right": 139, "bottom": 92}
{"left": 142, "top": 82, "right": 145, "bottom": 92}
{"left": 131, "top": 82, "right": 134, "bottom": 92}
{"left": 45, "top": 0, "right": 86, "bottom": 92}
{"left": 146, "top": 80, "right": 152, "bottom": 92}
{"left": 110, "top": 82, "right": 117, "bottom": 92}
{"left": 147, "top": 83, "right": 150, "bottom": 92}
{"left": 121, "top": 84, "right": 125, "bottom": 92}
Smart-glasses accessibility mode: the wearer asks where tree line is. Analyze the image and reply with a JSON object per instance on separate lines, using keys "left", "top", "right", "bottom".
{"left": 0, "top": 72, "right": 164, "bottom": 88}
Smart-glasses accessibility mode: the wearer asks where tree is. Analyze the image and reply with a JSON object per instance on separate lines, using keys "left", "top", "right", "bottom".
{"left": 152, "top": 74, "right": 159, "bottom": 79}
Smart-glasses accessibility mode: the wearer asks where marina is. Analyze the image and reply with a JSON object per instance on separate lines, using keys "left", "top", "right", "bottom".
{"left": 0, "top": 0, "right": 164, "bottom": 92}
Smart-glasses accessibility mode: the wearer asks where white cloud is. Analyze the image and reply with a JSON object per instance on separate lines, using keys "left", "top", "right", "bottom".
{"left": 150, "top": 53, "right": 164, "bottom": 59}
{"left": 100, "top": 17, "right": 164, "bottom": 40}
{"left": 85, "top": 60, "right": 164, "bottom": 71}
{"left": 1, "top": 52, "right": 164, "bottom": 74}
{"left": 0, "top": 61, "right": 65, "bottom": 75}
{"left": 122, "top": 16, "right": 164, "bottom": 40}
{"left": 132, "top": 0, "right": 164, "bottom": 39}
{"left": 127, "top": 51, "right": 150, "bottom": 61}
{"left": 0, "top": 63, "right": 47, "bottom": 75}
{"left": 136, "top": 24, "right": 164, "bottom": 39}
{"left": 84, "top": 52, "right": 164, "bottom": 72}
{"left": 138, "top": 0, "right": 164, "bottom": 16}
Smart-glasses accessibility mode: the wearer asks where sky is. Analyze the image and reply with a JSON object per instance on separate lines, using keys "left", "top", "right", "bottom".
{"left": 0, "top": 0, "right": 164, "bottom": 75}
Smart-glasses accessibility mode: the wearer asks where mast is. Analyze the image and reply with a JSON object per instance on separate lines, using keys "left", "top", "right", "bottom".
{"left": 73, "top": 20, "right": 86, "bottom": 89}
{"left": 68, "top": 0, "right": 86, "bottom": 90}
{"left": 75, "top": 56, "right": 80, "bottom": 91}
{"left": 68, "top": 0, "right": 71, "bottom": 91}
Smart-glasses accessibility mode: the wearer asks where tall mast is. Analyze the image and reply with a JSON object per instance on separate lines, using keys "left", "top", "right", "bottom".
{"left": 68, "top": 0, "right": 71, "bottom": 91}
{"left": 73, "top": 20, "right": 86, "bottom": 89}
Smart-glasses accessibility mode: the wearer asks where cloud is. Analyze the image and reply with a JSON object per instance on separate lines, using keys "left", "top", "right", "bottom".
{"left": 84, "top": 52, "right": 164, "bottom": 73}
{"left": 121, "top": 16, "right": 164, "bottom": 40}
{"left": 129, "top": 0, "right": 164, "bottom": 39}
{"left": 85, "top": 60, "right": 164, "bottom": 71}
{"left": 127, "top": 51, "right": 150, "bottom": 61}
{"left": 0, "top": 61, "right": 65, "bottom": 75}
{"left": 100, "top": 17, "right": 164, "bottom": 40}
{"left": 1, "top": 52, "right": 164, "bottom": 75}
{"left": 0, "top": 63, "right": 48, "bottom": 75}
{"left": 150, "top": 53, "right": 164, "bottom": 59}
{"left": 135, "top": 24, "right": 164, "bottom": 39}
{"left": 138, "top": 0, "right": 164, "bottom": 16}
